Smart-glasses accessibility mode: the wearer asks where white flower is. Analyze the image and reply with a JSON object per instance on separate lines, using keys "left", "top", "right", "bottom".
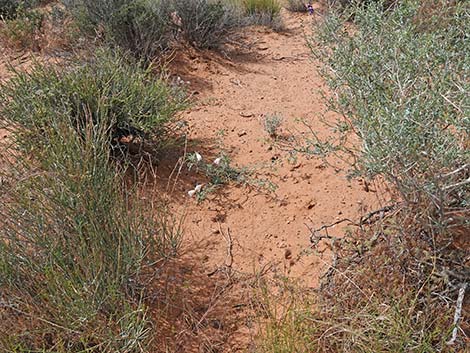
{"left": 188, "top": 189, "right": 196, "bottom": 197}
{"left": 188, "top": 184, "right": 203, "bottom": 197}
{"left": 195, "top": 152, "right": 202, "bottom": 162}
{"left": 213, "top": 157, "right": 222, "bottom": 165}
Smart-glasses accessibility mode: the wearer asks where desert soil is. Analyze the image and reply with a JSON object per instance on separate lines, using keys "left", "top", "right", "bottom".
{"left": 144, "top": 11, "right": 392, "bottom": 350}
{"left": 0, "top": 9, "right": 390, "bottom": 352}
{"left": 158, "top": 9, "right": 388, "bottom": 287}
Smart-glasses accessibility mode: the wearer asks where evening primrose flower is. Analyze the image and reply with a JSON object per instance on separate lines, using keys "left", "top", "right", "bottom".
{"left": 188, "top": 189, "right": 196, "bottom": 197}
{"left": 188, "top": 184, "right": 203, "bottom": 197}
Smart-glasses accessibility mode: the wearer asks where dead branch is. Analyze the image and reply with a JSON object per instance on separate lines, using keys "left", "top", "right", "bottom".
{"left": 207, "top": 225, "right": 234, "bottom": 277}
{"left": 446, "top": 282, "right": 467, "bottom": 346}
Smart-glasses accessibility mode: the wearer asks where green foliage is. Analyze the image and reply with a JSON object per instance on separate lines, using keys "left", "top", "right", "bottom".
{"left": 285, "top": 0, "right": 306, "bottom": 13}
{"left": 0, "top": 4, "right": 43, "bottom": 49}
{"left": 173, "top": 0, "right": 243, "bottom": 49}
{"left": 243, "top": 0, "right": 282, "bottom": 28}
{"left": 0, "top": 0, "right": 37, "bottom": 20}
{"left": 0, "top": 49, "right": 187, "bottom": 155}
{"left": 263, "top": 113, "right": 283, "bottom": 138}
{"left": 0, "top": 122, "right": 153, "bottom": 350}
{"left": 63, "top": 0, "right": 174, "bottom": 61}
{"left": 313, "top": 0, "right": 470, "bottom": 229}
{"left": 0, "top": 49, "right": 184, "bottom": 351}
{"left": 255, "top": 284, "right": 452, "bottom": 352}
{"left": 186, "top": 152, "right": 276, "bottom": 201}
{"left": 241, "top": 0, "right": 283, "bottom": 31}
{"left": 0, "top": 0, "right": 19, "bottom": 19}
{"left": 62, "top": 0, "right": 285, "bottom": 55}
{"left": 244, "top": 0, "right": 280, "bottom": 16}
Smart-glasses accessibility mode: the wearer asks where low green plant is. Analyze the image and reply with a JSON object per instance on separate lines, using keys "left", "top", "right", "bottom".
{"left": 173, "top": 0, "right": 243, "bottom": 49}
{"left": 63, "top": 0, "right": 174, "bottom": 62}
{"left": 0, "top": 111, "right": 183, "bottom": 351}
{"left": 243, "top": 0, "right": 282, "bottom": 29}
{"left": 285, "top": 0, "right": 306, "bottom": 12}
{"left": 0, "top": 4, "right": 43, "bottom": 49}
{"left": 0, "top": 0, "right": 37, "bottom": 20}
{"left": 0, "top": 49, "right": 184, "bottom": 351}
{"left": 311, "top": 0, "right": 469, "bottom": 231}
{"left": 263, "top": 113, "right": 283, "bottom": 138}
{"left": 186, "top": 152, "right": 276, "bottom": 201}
{"left": 244, "top": 0, "right": 280, "bottom": 16}
{"left": 327, "top": 0, "right": 398, "bottom": 13}
{"left": 0, "top": 49, "right": 187, "bottom": 155}
{"left": 0, "top": 0, "right": 19, "bottom": 19}
{"left": 254, "top": 281, "right": 453, "bottom": 353}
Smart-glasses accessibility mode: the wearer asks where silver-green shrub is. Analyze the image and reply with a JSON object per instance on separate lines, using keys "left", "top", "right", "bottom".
{"left": 314, "top": 1, "right": 469, "bottom": 230}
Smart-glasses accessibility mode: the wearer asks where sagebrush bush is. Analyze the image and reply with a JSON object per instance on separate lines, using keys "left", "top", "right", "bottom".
{"left": 0, "top": 4, "right": 43, "bottom": 49}
{"left": 313, "top": 0, "right": 470, "bottom": 231}
{"left": 285, "top": 0, "right": 306, "bottom": 13}
{"left": 327, "top": 0, "right": 398, "bottom": 12}
{"left": 244, "top": 0, "right": 280, "bottom": 16}
{"left": 0, "top": 49, "right": 187, "bottom": 155}
{"left": 174, "top": 0, "right": 243, "bottom": 49}
{"left": 243, "top": 0, "right": 282, "bottom": 29}
{"left": 0, "top": 0, "right": 18, "bottom": 18}
{"left": 63, "top": 0, "right": 174, "bottom": 61}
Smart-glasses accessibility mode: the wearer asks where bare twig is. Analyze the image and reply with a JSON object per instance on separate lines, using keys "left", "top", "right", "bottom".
{"left": 440, "top": 164, "right": 469, "bottom": 179}
{"left": 443, "top": 177, "right": 470, "bottom": 191}
{"left": 308, "top": 218, "right": 356, "bottom": 244}
{"left": 207, "top": 225, "right": 234, "bottom": 277}
{"left": 308, "top": 204, "right": 398, "bottom": 245}
{"left": 446, "top": 283, "right": 467, "bottom": 346}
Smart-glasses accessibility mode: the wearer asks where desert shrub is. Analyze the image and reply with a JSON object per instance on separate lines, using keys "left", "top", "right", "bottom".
{"left": 255, "top": 2, "right": 468, "bottom": 352}
{"left": 327, "top": 0, "right": 398, "bottom": 11}
{"left": 263, "top": 113, "right": 283, "bottom": 138}
{"left": 244, "top": 0, "right": 280, "bottom": 16}
{"left": 0, "top": 50, "right": 184, "bottom": 351}
{"left": 243, "top": 0, "right": 282, "bottom": 28}
{"left": 254, "top": 261, "right": 455, "bottom": 353}
{"left": 285, "top": 0, "right": 306, "bottom": 12}
{"left": 312, "top": 0, "right": 469, "bottom": 232}
{"left": 0, "top": 0, "right": 19, "bottom": 18}
{"left": 0, "top": 122, "right": 155, "bottom": 350}
{"left": 62, "top": 0, "right": 174, "bottom": 62}
{"left": 0, "top": 4, "right": 43, "bottom": 49}
{"left": 173, "top": 0, "right": 243, "bottom": 49}
{"left": 0, "top": 49, "right": 187, "bottom": 155}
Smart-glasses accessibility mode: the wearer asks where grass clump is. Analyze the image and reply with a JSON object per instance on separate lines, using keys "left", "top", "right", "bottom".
{"left": 244, "top": 0, "right": 280, "bottom": 17}
{"left": 0, "top": 49, "right": 184, "bottom": 351}
{"left": 0, "top": 49, "right": 187, "bottom": 156}
{"left": 0, "top": 123, "right": 154, "bottom": 351}
{"left": 254, "top": 272, "right": 454, "bottom": 353}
